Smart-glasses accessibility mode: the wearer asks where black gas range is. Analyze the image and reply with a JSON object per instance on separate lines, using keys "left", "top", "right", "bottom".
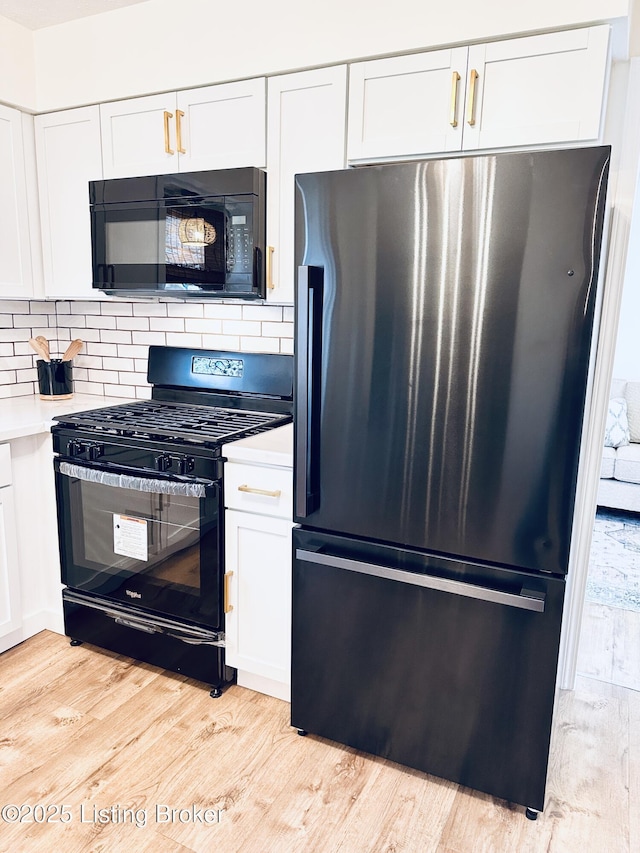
{"left": 52, "top": 346, "right": 293, "bottom": 696}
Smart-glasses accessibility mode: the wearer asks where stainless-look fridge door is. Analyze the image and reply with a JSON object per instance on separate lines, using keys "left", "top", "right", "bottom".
{"left": 294, "top": 147, "right": 610, "bottom": 575}
{"left": 291, "top": 527, "right": 565, "bottom": 813}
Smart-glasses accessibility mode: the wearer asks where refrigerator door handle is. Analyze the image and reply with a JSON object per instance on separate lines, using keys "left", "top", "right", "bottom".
{"left": 296, "top": 549, "right": 546, "bottom": 612}
{"left": 295, "top": 265, "right": 323, "bottom": 518}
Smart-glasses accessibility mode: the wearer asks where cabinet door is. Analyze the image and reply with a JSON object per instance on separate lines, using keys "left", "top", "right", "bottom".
{"left": 100, "top": 92, "right": 178, "bottom": 178}
{"left": 224, "top": 509, "right": 292, "bottom": 691}
{"left": 35, "top": 106, "right": 103, "bottom": 299}
{"left": 347, "top": 48, "right": 469, "bottom": 161}
{"left": 464, "top": 26, "right": 610, "bottom": 150}
{"left": 0, "top": 105, "right": 34, "bottom": 299}
{"left": 266, "top": 66, "right": 347, "bottom": 303}
{"left": 0, "top": 445, "right": 21, "bottom": 652}
{"left": 176, "top": 78, "right": 266, "bottom": 171}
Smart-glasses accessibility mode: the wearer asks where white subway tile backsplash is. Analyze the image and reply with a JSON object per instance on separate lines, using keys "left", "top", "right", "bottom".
{"left": 0, "top": 382, "right": 35, "bottom": 399}
{"left": 103, "top": 357, "right": 135, "bottom": 372}
{"left": 70, "top": 301, "right": 102, "bottom": 315}
{"left": 58, "top": 314, "right": 86, "bottom": 328}
{"left": 88, "top": 368, "right": 120, "bottom": 384}
{"left": 149, "top": 317, "right": 185, "bottom": 332}
{"left": 0, "top": 299, "right": 295, "bottom": 399}
{"left": 86, "top": 314, "right": 116, "bottom": 329}
{"left": 100, "top": 330, "right": 133, "bottom": 344}
{"left": 0, "top": 301, "right": 33, "bottom": 314}
{"left": 13, "top": 314, "right": 49, "bottom": 328}
{"left": 104, "top": 383, "right": 137, "bottom": 398}
{"left": 241, "top": 336, "right": 280, "bottom": 353}
{"left": 166, "top": 332, "right": 202, "bottom": 347}
{"left": 201, "top": 334, "right": 240, "bottom": 350}
{"left": 88, "top": 343, "right": 119, "bottom": 357}
{"left": 132, "top": 331, "right": 167, "bottom": 345}
{"left": 184, "top": 318, "right": 222, "bottom": 334}
{"left": 116, "top": 344, "right": 151, "bottom": 359}
{"left": 262, "top": 321, "right": 294, "bottom": 338}
{"left": 167, "top": 303, "right": 205, "bottom": 318}
{"left": 100, "top": 302, "right": 134, "bottom": 316}
{"left": 133, "top": 302, "right": 167, "bottom": 317}
{"left": 117, "top": 371, "right": 148, "bottom": 386}
{"left": 223, "top": 320, "right": 261, "bottom": 337}
{"left": 117, "top": 316, "right": 151, "bottom": 331}
{"left": 203, "top": 304, "right": 242, "bottom": 320}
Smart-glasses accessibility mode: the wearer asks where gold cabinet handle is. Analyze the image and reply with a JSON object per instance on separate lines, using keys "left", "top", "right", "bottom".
{"left": 449, "top": 71, "right": 460, "bottom": 128}
{"left": 175, "top": 109, "right": 186, "bottom": 154}
{"left": 466, "top": 69, "right": 479, "bottom": 127}
{"left": 224, "top": 571, "right": 233, "bottom": 614}
{"left": 266, "top": 245, "right": 274, "bottom": 290}
{"left": 163, "top": 110, "right": 174, "bottom": 154}
{"left": 238, "top": 484, "right": 282, "bottom": 498}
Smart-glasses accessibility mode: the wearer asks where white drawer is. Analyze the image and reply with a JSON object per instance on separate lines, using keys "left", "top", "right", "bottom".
{"left": 0, "top": 444, "right": 12, "bottom": 488}
{"left": 224, "top": 461, "right": 293, "bottom": 519}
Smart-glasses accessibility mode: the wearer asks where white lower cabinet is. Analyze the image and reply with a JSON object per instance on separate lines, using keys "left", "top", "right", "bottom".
{"left": 224, "top": 459, "right": 293, "bottom": 701}
{"left": 0, "top": 444, "right": 22, "bottom": 653}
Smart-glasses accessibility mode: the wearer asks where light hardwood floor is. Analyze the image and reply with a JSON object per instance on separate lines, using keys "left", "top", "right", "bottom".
{"left": 0, "top": 630, "right": 637, "bottom": 853}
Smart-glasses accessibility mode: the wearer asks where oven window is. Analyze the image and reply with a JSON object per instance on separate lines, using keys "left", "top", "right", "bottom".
{"left": 56, "top": 466, "right": 220, "bottom": 626}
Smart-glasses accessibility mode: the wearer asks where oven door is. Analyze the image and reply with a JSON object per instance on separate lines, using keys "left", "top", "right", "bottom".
{"left": 54, "top": 459, "right": 222, "bottom": 629}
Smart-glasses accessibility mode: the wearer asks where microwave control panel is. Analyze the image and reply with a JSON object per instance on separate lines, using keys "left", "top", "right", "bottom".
{"left": 226, "top": 200, "right": 254, "bottom": 280}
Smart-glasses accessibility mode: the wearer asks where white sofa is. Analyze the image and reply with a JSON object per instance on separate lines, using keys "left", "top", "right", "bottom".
{"left": 598, "top": 378, "right": 640, "bottom": 513}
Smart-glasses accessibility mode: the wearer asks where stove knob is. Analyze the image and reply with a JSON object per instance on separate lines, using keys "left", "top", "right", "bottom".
{"left": 155, "top": 453, "right": 172, "bottom": 472}
{"left": 88, "top": 443, "right": 104, "bottom": 461}
{"left": 67, "top": 439, "right": 83, "bottom": 458}
{"left": 178, "top": 456, "right": 195, "bottom": 475}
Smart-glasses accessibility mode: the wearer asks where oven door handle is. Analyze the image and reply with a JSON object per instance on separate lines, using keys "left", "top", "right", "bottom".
{"left": 114, "top": 616, "right": 157, "bottom": 634}
{"left": 57, "top": 460, "right": 210, "bottom": 498}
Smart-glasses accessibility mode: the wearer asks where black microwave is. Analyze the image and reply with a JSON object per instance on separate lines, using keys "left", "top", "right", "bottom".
{"left": 90, "top": 167, "right": 266, "bottom": 299}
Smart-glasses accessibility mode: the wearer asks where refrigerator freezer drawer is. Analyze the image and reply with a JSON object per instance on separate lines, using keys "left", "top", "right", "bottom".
{"left": 291, "top": 528, "right": 565, "bottom": 813}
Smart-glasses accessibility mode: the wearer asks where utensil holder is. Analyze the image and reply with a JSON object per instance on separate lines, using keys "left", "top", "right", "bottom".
{"left": 37, "top": 359, "right": 73, "bottom": 400}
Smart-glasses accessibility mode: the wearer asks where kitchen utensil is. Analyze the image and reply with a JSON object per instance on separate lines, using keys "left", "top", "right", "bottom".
{"left": 29, "top": 337, "right": 50, "bottom": 361}
{"left": 61, "top": 339, "right": 83, "bottom": 361}
{"left": 36, "top": 336, "right": 51, "bottom": 360}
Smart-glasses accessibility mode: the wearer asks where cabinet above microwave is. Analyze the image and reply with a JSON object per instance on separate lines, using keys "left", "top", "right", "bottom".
{"left": 90, "top": 167, "right": 266, "bottom": 299}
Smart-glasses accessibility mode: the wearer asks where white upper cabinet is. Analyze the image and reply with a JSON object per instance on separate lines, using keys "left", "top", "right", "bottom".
{"left": 100, "top": 78, "right": 266, "bottom": 179}
{"left": 35, "top": 106, "right": 103, "bottom": 299}
{"left": 463, "top": 27, "right": 610, "bottom": 150}
{"left": 347, "top": 25, "right": 610, "bottom": 162}
{"left": 176, "top": 79, "right": 266, "bottom": 172}
{"left": 0, "top": 105, "right": 35, "bottom": 299}
{"left": 347, "top": 48, "right": 469, "bottom": 160}
{"left": 266, "top": 66, "right": 347, "bottom": 303}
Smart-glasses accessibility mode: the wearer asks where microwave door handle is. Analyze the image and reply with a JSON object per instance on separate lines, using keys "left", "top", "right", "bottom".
{"left": 295, "top": 265, "right": 323, "bottom": 518}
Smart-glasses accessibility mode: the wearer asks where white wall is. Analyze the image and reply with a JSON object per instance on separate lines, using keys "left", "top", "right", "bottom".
{"left": 614, "top": 164, "right": 640, "bottom": 379}
{"left": 0, "top": 16, "right": 35, "bottom": 109}
{"left": 31, "top": 0, "right": 629, "bottom": 112}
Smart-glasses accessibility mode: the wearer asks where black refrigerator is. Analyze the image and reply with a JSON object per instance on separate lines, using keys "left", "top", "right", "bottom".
{"left": 291, "top": 147, "right": 610, "bottom": 817}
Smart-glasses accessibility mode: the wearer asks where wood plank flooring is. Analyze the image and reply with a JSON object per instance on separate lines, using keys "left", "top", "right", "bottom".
{"left": 577, "top": 601, "right": 640, "bottom": 691}
{"left": 0, "top": 631, "right": 637, "bottom": 853}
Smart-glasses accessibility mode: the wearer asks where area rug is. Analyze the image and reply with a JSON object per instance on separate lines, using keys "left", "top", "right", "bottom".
{"left": 586, "top": 510, "right": 640, "bottom": 612}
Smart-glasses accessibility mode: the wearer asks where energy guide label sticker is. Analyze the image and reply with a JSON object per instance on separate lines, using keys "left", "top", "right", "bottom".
{"left": 113, "top": 514, "right": 148, "bottom": 561}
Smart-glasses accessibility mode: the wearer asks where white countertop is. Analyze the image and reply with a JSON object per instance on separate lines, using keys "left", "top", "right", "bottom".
{"left": 0, "top": 393, "right": 130, "bottom": 443}
{"left": 222, "top": 422, "right": 293, "bottom": 468}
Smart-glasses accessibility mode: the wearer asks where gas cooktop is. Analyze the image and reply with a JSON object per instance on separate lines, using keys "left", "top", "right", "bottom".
{"left": 55, "top": 399, "right": 291, "bottom": 445}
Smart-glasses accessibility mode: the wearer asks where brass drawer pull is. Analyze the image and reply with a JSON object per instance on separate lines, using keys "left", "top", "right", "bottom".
{"left": 224, "top": 571, "right": 233, "bottom": 614}
{"left": 238, "top": 484, "right": 282, "bottom": 498}
{"left": 176, "top": 109, "right": 186, "bottom": 154}
{"left": 163, "top": 110, "right": 174, "bottom": 154}
{"left": 466, "top": 69, "right": 479, "bottom": 126}
{"left": 449, "top": 71, "right": 460, "bottom": 127}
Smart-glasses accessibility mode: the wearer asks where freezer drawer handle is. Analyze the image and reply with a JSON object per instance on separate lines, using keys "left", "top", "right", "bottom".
{"left": 296, "top": 549, "right": 546, "bottom": 612}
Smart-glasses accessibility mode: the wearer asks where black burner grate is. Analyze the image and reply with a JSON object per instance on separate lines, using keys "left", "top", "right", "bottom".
{"left": 57, "top": 400, "right": 290, "bottom": 444}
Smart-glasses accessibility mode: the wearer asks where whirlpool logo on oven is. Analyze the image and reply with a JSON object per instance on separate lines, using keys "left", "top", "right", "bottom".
{"left": 125, "top": 590, "right": 142, "bottom": 599}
